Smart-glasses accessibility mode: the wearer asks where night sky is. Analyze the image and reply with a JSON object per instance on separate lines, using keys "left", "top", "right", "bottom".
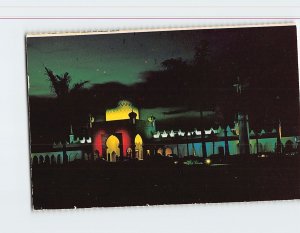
{"left": 26, "top": 25, "right": 299, "bottom": 142}
{"left": 27, "top": 30, "right": 201, "bottom": 96}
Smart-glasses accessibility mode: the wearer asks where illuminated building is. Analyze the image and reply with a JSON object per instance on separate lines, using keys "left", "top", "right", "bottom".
{"left": 30, "top": 100, "right": 299, "bottom": 164}
{"left": 149, "top": 123, "right": 299, "bottom": 158}
{"left": 92, "top": 100, "right": 156, "bottom": 161}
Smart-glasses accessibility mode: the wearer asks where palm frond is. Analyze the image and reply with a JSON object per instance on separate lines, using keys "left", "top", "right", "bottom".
{"left": 70, "top": 80, "right": 89, "bottom": 93}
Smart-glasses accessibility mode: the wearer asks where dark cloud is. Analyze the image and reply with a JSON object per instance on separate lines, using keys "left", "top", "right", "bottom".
{"left": 162, "top": 109, "right": 192, "bottom": 115}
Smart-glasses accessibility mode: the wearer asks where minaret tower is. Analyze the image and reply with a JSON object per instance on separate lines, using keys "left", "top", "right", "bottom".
{"left": 234, "top": 77, "right": 250, "bottom": 155}
{"left": 69, "top": 125, "right": 75, "bottom": 143}
{"left": 129, "top": 110, "right": 137, "bottom": 125}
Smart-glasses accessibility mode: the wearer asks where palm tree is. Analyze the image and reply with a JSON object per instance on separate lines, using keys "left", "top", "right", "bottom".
{"left": 45, "top": 67, "right": 89, "bottom": 99}
{"left": 45, "top": 67, "right": 89, "bottom": 163}
{"left": 193, "top": 40, "right": 212, "bottom": 158}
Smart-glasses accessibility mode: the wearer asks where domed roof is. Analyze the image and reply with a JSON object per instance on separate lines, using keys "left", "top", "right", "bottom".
{"left": 129, "top": 110, "right": 137, "bottom": 118}
{"left": 106, "top": 100, "right": 139, "bottom": 121}
{"left": 118, "top": 100, "right": 132, "bottom": 107}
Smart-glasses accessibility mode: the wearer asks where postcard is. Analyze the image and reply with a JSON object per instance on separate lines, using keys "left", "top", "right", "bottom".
{"left": 26, "top": 25, "right": 300, "bottom": 209}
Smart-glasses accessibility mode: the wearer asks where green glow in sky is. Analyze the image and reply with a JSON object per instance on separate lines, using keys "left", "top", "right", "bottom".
{"left": 26, "top": 31, "right": 197, "bottom": 96}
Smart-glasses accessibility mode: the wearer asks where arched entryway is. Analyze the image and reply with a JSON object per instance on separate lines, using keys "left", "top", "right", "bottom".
{"left": 39, "top": 155, "right": 44, "bottom": 164}
{"left": 106, "top": 135, "right": 120, "bottom": 162}
{"left": 135, "top": 134, "right": 143, "bottom": 160}
{"left": 165, "top": 147, "right": 173, "bottom": 156}
{"left": 157, "top": 148, "right": 163, "bottom": 156}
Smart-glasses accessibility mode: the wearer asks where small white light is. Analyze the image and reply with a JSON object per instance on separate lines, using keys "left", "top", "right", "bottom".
{"left": 205, "top": 158, "right": 211, "bottom": 165}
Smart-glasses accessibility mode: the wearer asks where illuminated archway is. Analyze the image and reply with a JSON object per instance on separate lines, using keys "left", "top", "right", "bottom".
{"left": 165, "top": 147, "right": 173, "bottom": 156}
{"left": 106, "top": 135, "right": 120, "bottom": 162}
{"left": 134, "top": 134, "right": 143, "bottom": 160}
{"left": 157, "top": 148, "right": 163, "bottom": 155}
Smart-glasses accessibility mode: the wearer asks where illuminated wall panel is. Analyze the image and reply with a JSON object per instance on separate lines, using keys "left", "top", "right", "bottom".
{"left": 214, "top": 141, "right": 225, "bottom": 156}
{"left": 206, "top": 142, "right": 213, "bottom": 156}
{"left": 93, "top": 130, "right": 106, "bottom": 156}
{"left": 168, "top": 144, "right": 178, "bottom": 156}
{"left": 259, "top": 137, "right": 277, "bottom": 152}
{"left": 188, "top": 143, "right": 202, "bottom": 156}
{"left": 177, "top": 144, "right": 187, "bottom": 158}
{"left": 31, "top": 150, "right": 82, "bottom": 164}
{"left": 281, "top": 136, "right": 297, "bottom": 147}
{"left": 228, "top": 140, "right": 239, "bottom": 155}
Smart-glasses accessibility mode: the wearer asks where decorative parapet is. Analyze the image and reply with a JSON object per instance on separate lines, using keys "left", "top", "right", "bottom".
{"left": 161, "top": 130, "right": 168, "bottom": 138}
{"left": 152, "top": 126, "right": 234, "bottom": 139}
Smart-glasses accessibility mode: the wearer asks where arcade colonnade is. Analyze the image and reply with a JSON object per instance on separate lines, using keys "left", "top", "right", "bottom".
{"left": 146, "top": 136, "right": 298, "bottom": 158}
{"left": 30, "top": 136, "right": 298, "bottom": 165}
{"left": 101, "top": 133, "right": 144, "bottom": 161}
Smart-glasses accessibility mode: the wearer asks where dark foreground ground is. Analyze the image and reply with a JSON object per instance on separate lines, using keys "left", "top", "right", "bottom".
{"left": 31, "top": 156, "right": 300, "bottom": 209}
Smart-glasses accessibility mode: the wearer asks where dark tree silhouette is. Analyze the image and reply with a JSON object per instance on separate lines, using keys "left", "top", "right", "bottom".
{"left": 44, "top": 67, "right": 90, "bottom": 141}
{"left": 45, "top": 67, "right": 89, "bottom": 97}
{"left": 140, "top": 41, "right": 220, "bottom": 157}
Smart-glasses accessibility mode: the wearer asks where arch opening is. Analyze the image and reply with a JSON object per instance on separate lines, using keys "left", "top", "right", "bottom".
{"left": 157, "top": 148, "right": 163, "bottom": 156}
{"left": 165, "top": 147, "right": 173, "bottom": 156}
{"left": 134, "top": 134, "right": 143, "bottom": 160}
{"left": 106, "top": 135, "right": 120, "bottom": 162}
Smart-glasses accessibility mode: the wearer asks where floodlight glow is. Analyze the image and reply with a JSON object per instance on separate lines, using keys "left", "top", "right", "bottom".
{"left": 205, "top": 158, "right": 211, "bottom": 165}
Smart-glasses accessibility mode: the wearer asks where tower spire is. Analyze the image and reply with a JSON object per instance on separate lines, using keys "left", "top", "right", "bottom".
{"left": 234, "top": 76, "right": 250, "bottom": 155}
{"left": 70, "top": 124, "right": 74, "bottom": 135}
{"left": 69, "top": 125, "right": 75, "bottom": 144}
